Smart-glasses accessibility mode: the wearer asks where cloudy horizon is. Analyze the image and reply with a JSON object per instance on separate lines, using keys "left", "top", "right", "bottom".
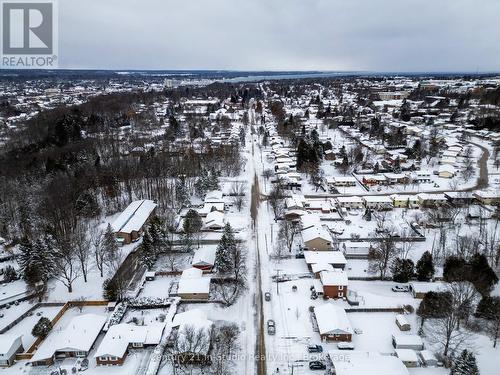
{"left": 57, "top": 0, "right": 500, "bottom": 72}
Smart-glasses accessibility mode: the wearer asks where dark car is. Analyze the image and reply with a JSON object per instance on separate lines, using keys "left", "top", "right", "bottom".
{"left": 309, "top": 361, "right": 326, "bottom": 370}
{"left": 295, "top": 251, "right": 305, "bottom": 259}
{"left": 265, "top": 292, "right": 271, "bottom": 301}
{"left": 267, "top": 319, "right": 276, "bottom": 335}
{"left": 307, "top": 344, "right": 323, "bottom": 353}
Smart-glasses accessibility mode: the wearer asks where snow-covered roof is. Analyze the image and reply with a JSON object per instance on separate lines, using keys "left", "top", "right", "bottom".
{"left": 300, "top": 214, "right": 321, "bottom": 230}
{"left": 94, "top": 323, "right": 166, "bottom": 358}
{"left": 203, "top": 210, "right": 224, "bottom": 228}
{"left": 392, "top": 334, "right": 423, "bottom": 348}
{"left": 181, "top": 267, "right": 203, "bottom": 279}
{"left": 330, "top": 351, "right": 409, "bottom": 375}
{"left": 304, "top": 251, "right": 347, "bottom": 266}
{"left": 178, "top": 277, "right": 211, "bottom": 295}
{"left": 192, "top": 246, "right": 217, "bottom": 267}
{"left": 363, "top": 195, "right": 393, "bottom": 203}
{"left": 311, "top": 263, "right": 334, "bottom": 274}
{"left": 337, "top": 196, "right": 363, "bottom": 203}
{"left": 0, "top": 334, "right": 21, "bottom": 354}
{"left": 302, "top": 225, "right": 332, "bottom": 243}
{"left": 205, "top": 190, "right": 224, "bottom": 203}
{"left": 320, "top": 270, "right": 348, "bottom": 286}
{"left": 112, "top": 200, "right": 157, "bottom": 234}
{"left": 395, "top": 349, "right": 418, "bottom": 362}
{"left": 314, "top": 304, "right": 352, "bottom": 336}
{"left": 31, "top": 314, "right": 107, "bottom": 362}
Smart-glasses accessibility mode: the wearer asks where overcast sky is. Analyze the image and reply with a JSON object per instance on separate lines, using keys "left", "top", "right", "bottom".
{"left": 59, "top": 0, "right": 500, "bottom": 72}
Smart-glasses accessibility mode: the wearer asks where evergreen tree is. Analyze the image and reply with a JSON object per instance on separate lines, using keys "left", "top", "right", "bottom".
{"left": 469, "top": 253, "right": 498, "bottom": 296}
{"left": 215, "top": 223, "right": 236, "bottom": 273}
{"left": 450, "top": 350, "right": 479, "bottom": 375}
{"left": 416, "top": 251, "right": 435, "bottom": 281}
{"left": 32, "top": 317, "right": 52, "bottom": 339}
{"left": 391, "top": 258, "right": 414, "bottom": 283}
{"left": 139, "top": 231, "right": 156, "bottom": 269}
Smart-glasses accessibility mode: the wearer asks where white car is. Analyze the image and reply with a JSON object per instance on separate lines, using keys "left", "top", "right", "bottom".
{"left": 392, "top": 285, "right": 410, "bottom": 292}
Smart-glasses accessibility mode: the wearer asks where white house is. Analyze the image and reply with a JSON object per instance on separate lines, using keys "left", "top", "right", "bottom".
{"left": 0, "top": 334, "right": 23, "bottom": 367}
{"left": 203, "top": 211, "right": 224, "bottom": 230}
{"left": 362, "top": 195, "right": 393, "bottom": 210}
{"left": 336, "top": 196, "right": 364, "bottom": 209}
{"left": 314, "top": 304, "right": 352, "bottom": 342}
{"left": 94, "top": 323, "right": 166, "bottom": 365}
{"left": 31, "top": 314, "right": 107, "bottom": 366}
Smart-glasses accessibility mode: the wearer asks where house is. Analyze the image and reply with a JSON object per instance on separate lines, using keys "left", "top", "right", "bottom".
{"left": 177, "top": 268, "right": 211, "bottom": 300}
{"left": 326, "top": 176, "right": 357, "bottom": 187}
{"left": 444, "top": 191, "right": 475, "bottom": 206}
{"left": 395, "top": 314, "right": 411, "bottom": 331}
{"left": 413, "top": 170, "right": 432, "bottom": 183}
{"left": 473, "top": 190, "right": 500, "bottom": 205}
{"left": 302, "top": 225, "right": 333, "bottom": 251}
{"left": 320, "top": 270, "right": 348, "bottom": 298}
{"left": 31, "top": 314, "right": 107, "bottom": 366}
{"left": 362, "top": 174, "right": 387, "bottom": 186}
{"left": 192, "top": 246, "right": 217, "bottom": 272}
{"left": 330, "top": 351, "right": 409, "bottom": 375}
{"left": 395, "top": 349, "right": 419, "bottom": 367}
{"left": 392, "top": 335, "right": 424, "bottom": 350}
{"left": 171, "top": 309, "right": 213, "bottom": 364}
{"left": 314, "top": 304, "right": 352, "bottom": 342}
{"left": 342, "top": 241, "right": 372, "bottom": 260}
{"left": 438, "top": 164, "right": 456, "bottom": 178}
{"left": 94, "top": 323, "right": 166, "bottom": 365}
{"left": 384, "top": 173, "right": 409, "bottom": 185}
{"left": 203, "top": 210, "right": 224, "bottom": 230}
{"left": 112, "top": 200, "right": 157, "bottom": 245}
{"left": 336, "top": 196, "right": 364, "bottom": 210}
{"left": 362, "top": 195, "right": 393, "bottom": 210}
{"left": 0, "top": 334, "right": 23, "bottom": 367}
{"left": 304, "top": 251, "right": 347, "bottom": 270}
{"left": 391, "top": 194, "right": 419, "bottom": 208}
{"left": 417, "top": 193, "right": 447, "bottom": 208}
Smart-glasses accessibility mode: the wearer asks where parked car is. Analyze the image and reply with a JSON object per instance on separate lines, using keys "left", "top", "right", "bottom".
{"left": 392, "top": 285, "right": 410, "bottom": 292}
{"left": 307, "top": 344, "right": 323, "bottom": 353}
{"left": 267, "top": 320, "right": 276, "bottom": 335}
{"left": 337, "top": 342, "right": 355, "bottom": 350}
{"left": 295, "top": 251, "right": 305, "bottom": 259}
{"left": 265, "top": 292, "right": 271, "bottom": 301}
{"left": 309, "top": 361, "right": 326, "bottom": 370}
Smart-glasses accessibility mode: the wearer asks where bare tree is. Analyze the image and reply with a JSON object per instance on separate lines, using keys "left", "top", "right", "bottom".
{"left": 369, "top": 227, "right": 398, "bottom": 279}
{"left": 209, "top": 323, "right": 240, "bottom": 375}
{"left": 278, "top": 220, "right": 298, "bottom": 253}
{"left": 230, "top": 181, "right": 246, "bottom": 212}
{"left": 52, "top": 236, "right": 81, "bottom": 293}
{"left": 424, "top": 282, "right": 477, "bottom": 359}
{"left": 90, "top": 226, "right": 105, "bottom": 277}
{"left": 73, "top": 220, "right": 92, "bottom": 283}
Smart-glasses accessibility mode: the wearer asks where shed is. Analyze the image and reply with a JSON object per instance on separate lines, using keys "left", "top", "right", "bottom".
{"left": 395, "top": 349, "right": 419, "bottom": 367}
{"left": 0, "top": 334, "right": 23, "bottom": 367}
{"left": 145, "top": 271, "right": 156, "bottom": 281}
{"left": 419, "top": 350, "right": 438, "bottom": 367}
{"left": 395, "top": 314, "right": 411, "bottom": 331}
{"left": 392, "top": 335, "right": 424, "bottom": 350}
